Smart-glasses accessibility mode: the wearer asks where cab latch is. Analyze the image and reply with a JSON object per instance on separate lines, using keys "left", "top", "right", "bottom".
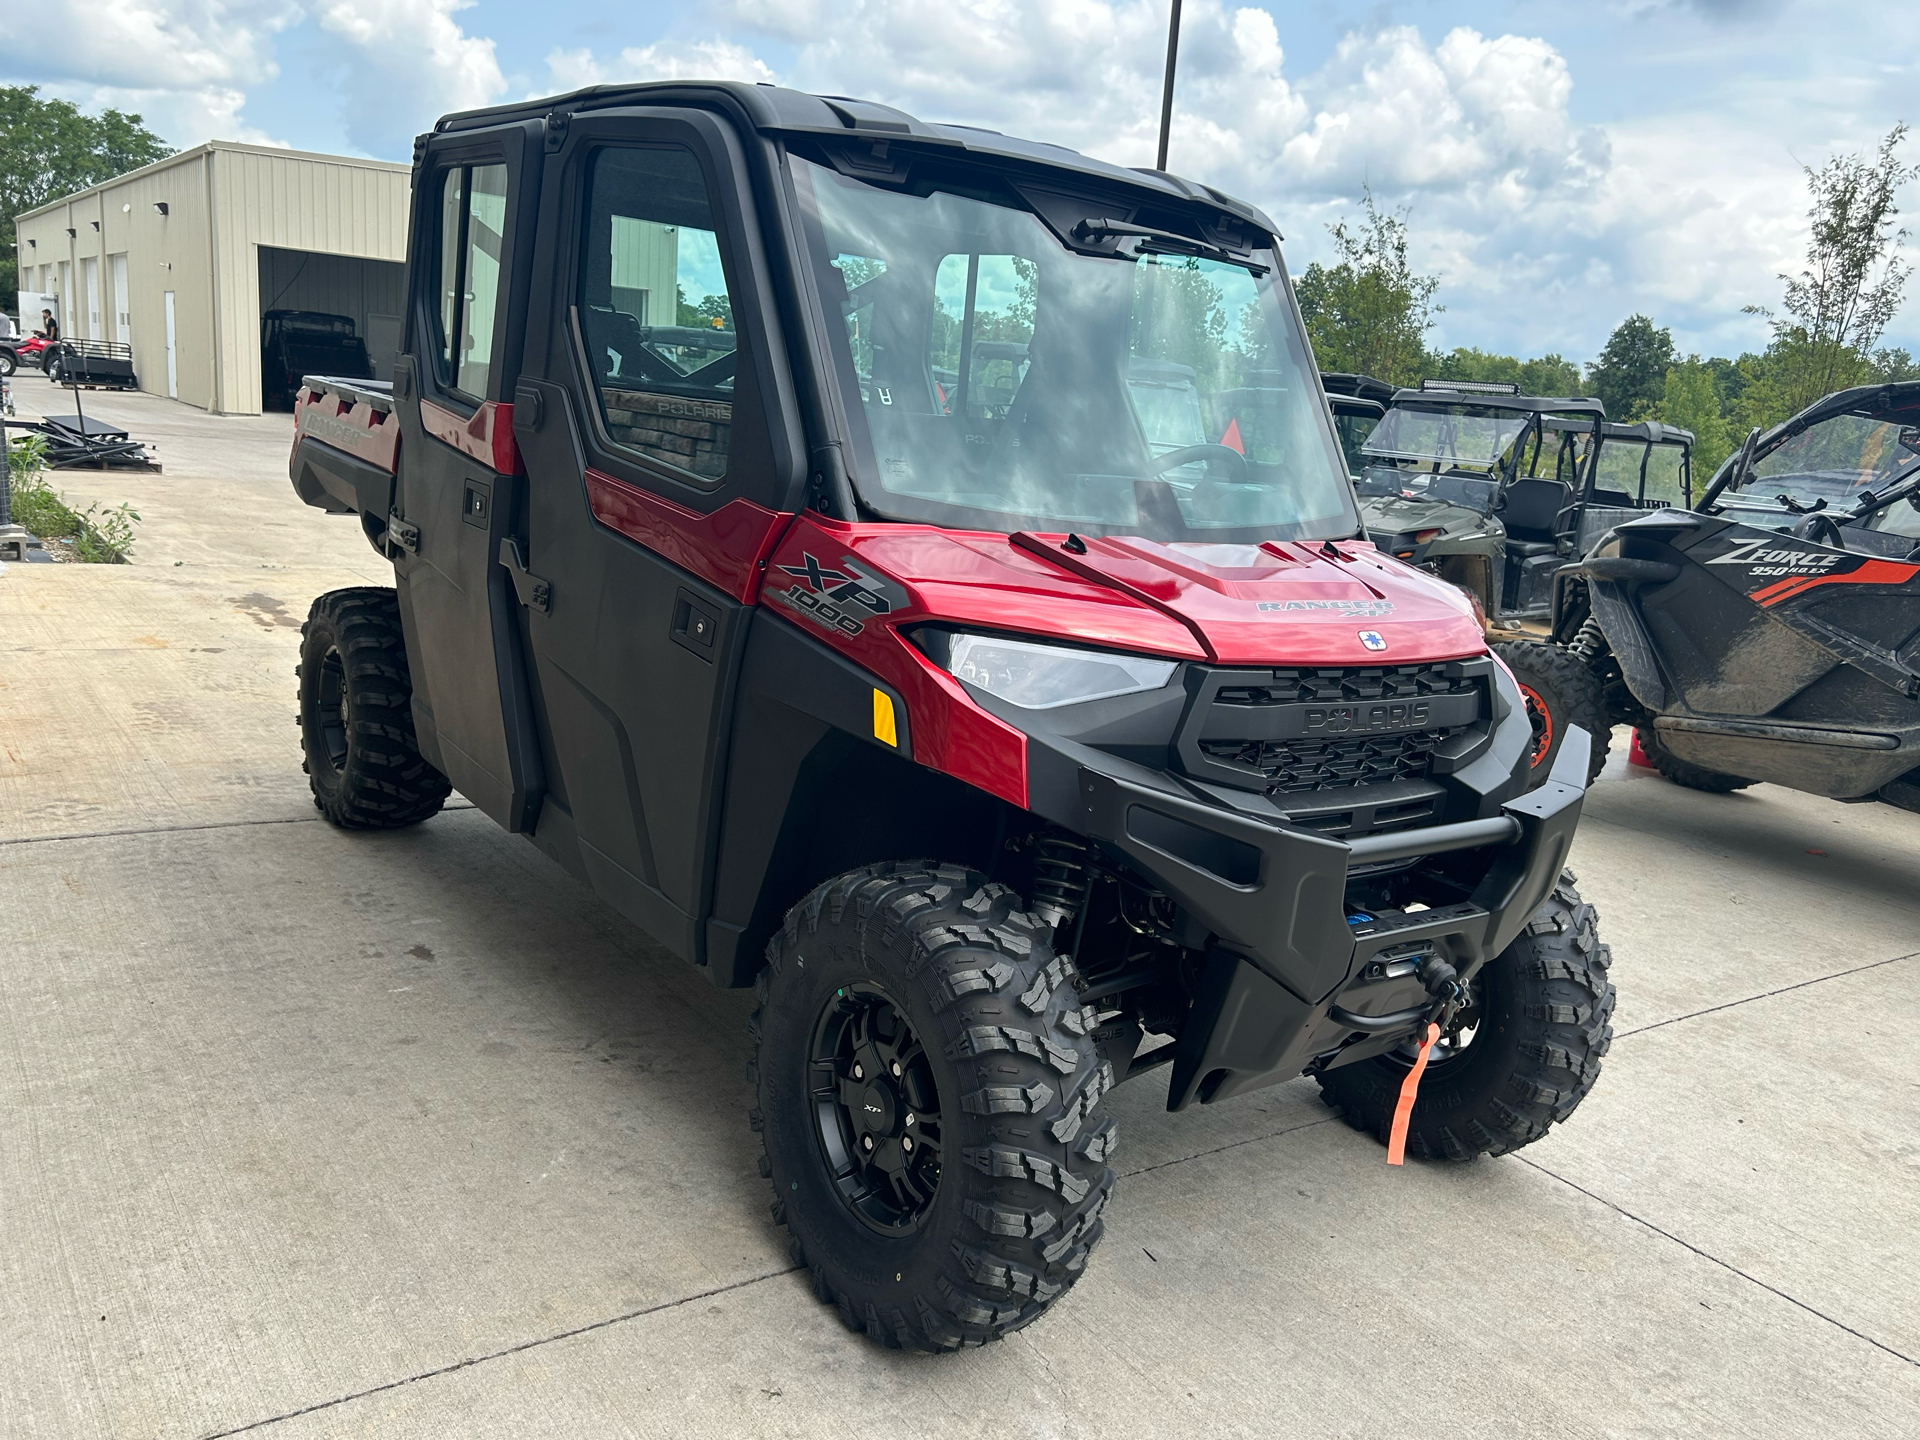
{"left": 499, "top": 536, "right": 551, "bottom": 614}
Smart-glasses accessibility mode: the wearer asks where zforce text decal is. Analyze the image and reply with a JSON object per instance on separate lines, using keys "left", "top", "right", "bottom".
{"left": 1705, "top": 536, "right": 1844, "bottom": 579}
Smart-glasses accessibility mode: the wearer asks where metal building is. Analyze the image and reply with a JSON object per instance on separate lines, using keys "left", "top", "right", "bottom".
{"left": 12, "top": 142, "right": 411, "bottom": 415}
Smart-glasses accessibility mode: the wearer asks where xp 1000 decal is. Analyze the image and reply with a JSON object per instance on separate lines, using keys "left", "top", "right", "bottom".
{"left": 770, "top": 552, "right": 905, "bottom": 636}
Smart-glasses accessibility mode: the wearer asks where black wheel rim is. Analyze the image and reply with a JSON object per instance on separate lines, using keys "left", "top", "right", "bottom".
{"left": 808, "top": 983, "right": 944, "bottom": 1233}
{"left": 317, "top": 644, "right": 350, "bottom": 773}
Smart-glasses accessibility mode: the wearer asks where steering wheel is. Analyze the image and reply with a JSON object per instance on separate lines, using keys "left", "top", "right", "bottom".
{"left": 1792, "top": 511, "right": 1848, "bottom": 549}
{"left": 1147, "top": 443, "right": 1252, "bottom": 485}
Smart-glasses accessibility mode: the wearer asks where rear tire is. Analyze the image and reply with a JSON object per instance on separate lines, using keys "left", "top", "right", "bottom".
{"left": 0, "top": 349, "right": 15, "bottom": 377}
{"left": 1636, "top": 726, "right": 1755, "bottom": 793}
{"left": 1497, "top": 639, "right": 1610, "bottom": 787}
{"left": 297, "top": 587, "right": 450, "bottom": 828}
{"left": 752, "top": 862, "right": 1116, "bottom": 1350}
{"left": 1316, "top": 873, "right": 1613, "bottom": 1159}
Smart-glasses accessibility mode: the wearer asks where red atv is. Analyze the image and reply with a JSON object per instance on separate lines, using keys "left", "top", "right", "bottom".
{"left": 287, "top": 83, "right": 1614, "bottom": 1349}
{"left": 0, "top": 332, "right": 51, "bottom": 377}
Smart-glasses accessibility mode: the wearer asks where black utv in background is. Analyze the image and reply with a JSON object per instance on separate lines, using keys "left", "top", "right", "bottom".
{"left": 262, "top": 310, "right": 372, "bottom": 410}
{"left": 1505, "top": 381, "right": 1920, "bottom": 807}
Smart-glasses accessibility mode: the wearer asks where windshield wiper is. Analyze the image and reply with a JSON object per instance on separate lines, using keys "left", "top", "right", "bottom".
{"left": 1071, "top": 218, "right": 1270, "bottom": 275}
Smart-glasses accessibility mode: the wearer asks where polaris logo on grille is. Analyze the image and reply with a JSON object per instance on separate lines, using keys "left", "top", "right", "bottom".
{"left": 1306, "top": 702, "right": 1431, "bottom": 734}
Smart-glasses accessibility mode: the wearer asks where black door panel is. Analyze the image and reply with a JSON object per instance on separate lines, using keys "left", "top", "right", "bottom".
{"left": 514, "top": 376, "right": 757, "bottom": 962}
{"left": 392, "top": 128, "right": 547, "bottom": 832}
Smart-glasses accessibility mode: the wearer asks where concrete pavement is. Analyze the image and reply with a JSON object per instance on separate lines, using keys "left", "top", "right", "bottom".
{"left": 3, "top": 376, "right": 1915, "bottom": 1437}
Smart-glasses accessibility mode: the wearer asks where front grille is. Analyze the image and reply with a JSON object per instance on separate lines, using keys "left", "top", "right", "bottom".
{"left": 1194, "top": 664, "right": 1482, "bottom": 797}
{"left": 1200, "top": 728, "right": 1450, "bottom": 793}
{"left": 1214, "top": 665, "right": 1481, "bottom": 708}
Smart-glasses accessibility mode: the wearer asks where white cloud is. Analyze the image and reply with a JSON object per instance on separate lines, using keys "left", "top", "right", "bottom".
{"left": 3, "top": 0, "right": 504, "bottom": 159}
{"left": 5, "top": 0, "right": 295, "bottom": 144}
{"left": 311, "top": 0, "right": 505, "bottom": 154}
{"left": 542, "top": 38, "right": 777, "bottom": 95}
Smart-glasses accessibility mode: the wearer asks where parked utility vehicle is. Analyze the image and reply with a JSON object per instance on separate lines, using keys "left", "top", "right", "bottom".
{"left": 262, "top": 310, "right": 372, "bottom": 410}
{"left": 1506, "top": 381, "right": 1920, "bottom": 807}
{"left": 287, "top": 83, "right": 1615, "bottom": 1350}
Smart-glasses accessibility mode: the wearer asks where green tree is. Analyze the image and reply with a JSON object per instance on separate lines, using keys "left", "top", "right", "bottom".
{"left": 1745, "top": 124, "right": 1915, "bottom": 414}
{"left": 1584, "top": 314, "right": 1675, "bottom": 420}
{"left": 1, "top": 86, "right": 174, "bottom": 312}
{"left": 1654, "top": 359, "right": 1734, "bottom": 478}
{"left": 1294, "top": 187, "right": 1441, "bottom": 386}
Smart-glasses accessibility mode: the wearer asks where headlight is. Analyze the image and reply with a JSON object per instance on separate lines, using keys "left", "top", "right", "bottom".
{"left": 936, "top": 632, "right": 1178, "bottom": 710}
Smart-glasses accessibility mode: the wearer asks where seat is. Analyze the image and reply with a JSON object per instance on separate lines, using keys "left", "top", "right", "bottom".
{"left": 1501, "top": 477, "right": 1574, "bottom": 548}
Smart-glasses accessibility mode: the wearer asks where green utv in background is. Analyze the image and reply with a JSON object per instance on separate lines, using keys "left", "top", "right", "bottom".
{"left": 1340, "top": 379, "right": 1695, "bottom": 785}
{"left": 1320, "top": 372, "right": 1393, "bottom": 478}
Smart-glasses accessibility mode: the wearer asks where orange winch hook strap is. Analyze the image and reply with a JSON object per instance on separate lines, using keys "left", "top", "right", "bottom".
{"left": 1386, "top": 1023, "right": 1441, "bottom": 1166}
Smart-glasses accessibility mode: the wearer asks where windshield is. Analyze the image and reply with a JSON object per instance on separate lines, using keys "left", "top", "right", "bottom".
{"left": 1362, "top": 405, "right": 1532, "bottom": 469}
{"left": 1731, "top": 411, "right": 1920, "bottom": 511}
{"left": 793, "top": 157, "right": 1355, "bottom": 542}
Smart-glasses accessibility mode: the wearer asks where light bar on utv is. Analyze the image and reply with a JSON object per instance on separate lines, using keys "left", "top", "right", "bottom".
{"left": 1420, "top": 378, "right": 1521, "bottom": 395}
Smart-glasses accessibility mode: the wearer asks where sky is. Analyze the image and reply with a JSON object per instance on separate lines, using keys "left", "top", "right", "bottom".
{"left": 11, "top": 0, "right": 1917, "bottom": 365}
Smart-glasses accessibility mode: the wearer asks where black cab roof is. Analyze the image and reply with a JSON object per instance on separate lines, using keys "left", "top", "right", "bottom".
{"left": 425, "top": 80, "right": 1282, "bottom": 242}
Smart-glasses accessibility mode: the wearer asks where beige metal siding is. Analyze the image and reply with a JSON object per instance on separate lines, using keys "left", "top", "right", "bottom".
{"left": 16, "top": 156, "right": 218, "bottom": 408}
{"left": 211, "top": 147, "right": 410, "bottom": 413}
{"left": 14, "top": 143, "right": 410, "bottom": 414}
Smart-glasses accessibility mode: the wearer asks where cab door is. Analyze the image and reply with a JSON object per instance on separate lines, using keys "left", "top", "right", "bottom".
{"left": 509, "top": 108, "right": 806, "bottom": 965}
{"left": 392, "top": 124, "right": 546, "bottom": 831}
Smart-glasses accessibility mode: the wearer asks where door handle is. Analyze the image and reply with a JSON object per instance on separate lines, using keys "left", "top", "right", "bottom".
{"left": 499, "top": 536, "right": 551, "bottom": 614}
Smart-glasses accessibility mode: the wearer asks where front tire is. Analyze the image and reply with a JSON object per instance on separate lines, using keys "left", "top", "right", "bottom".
{"left": 1497, "top": 639, "right": 1610, "bottom": 787}
{"left": 1317, "top": 873, "right": 1613, "bottom": 1159}
{"left": 297, "top": 587, "right": 450, "bottom": 828}
{"left": 752, "top": 863, "right": 1116, "bottom": 1350}
{"left": 1637, "top": 725, "right": 1755, "bottom": 793}
{"left": 0, "top": 349, "right": 15, "bottom": 377}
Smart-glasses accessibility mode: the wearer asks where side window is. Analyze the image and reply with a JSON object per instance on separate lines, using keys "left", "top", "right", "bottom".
{"left": 577, "top": 147, "right": 737, "bottom": 482}
{"left": 1594, "top": 437, "right": 1645, "bottom": 500}
{"left": 1643, "top": 444, "right": 1688, "bottom": 506}
{"left": 432, "top": 163, "right": 509, "bottom": 400}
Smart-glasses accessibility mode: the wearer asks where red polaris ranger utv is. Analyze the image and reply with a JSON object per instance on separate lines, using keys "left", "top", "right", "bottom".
{"left": 288, "top": 83, "right": 1614, "bottom": 1350}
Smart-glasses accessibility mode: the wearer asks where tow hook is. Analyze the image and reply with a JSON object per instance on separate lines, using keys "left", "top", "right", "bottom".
{"left": 1384, "top": 956, "right": 1467, "bottom": 1167}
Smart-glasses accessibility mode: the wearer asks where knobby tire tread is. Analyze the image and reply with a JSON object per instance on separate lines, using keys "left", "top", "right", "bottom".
{"left": 297, "top": 587, "right": 450, "bottom": 829}
{"left": 751, "top": 862, "right": 1116, "bottom": 1351}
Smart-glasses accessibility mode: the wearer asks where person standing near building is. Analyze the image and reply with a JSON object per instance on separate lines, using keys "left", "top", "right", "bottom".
{"left": 36, "top": 309, "right": 60, "bottom": 341}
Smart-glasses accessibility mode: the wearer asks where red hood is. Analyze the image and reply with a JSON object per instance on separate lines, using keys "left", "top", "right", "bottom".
{"left": 1008, "top": 534, "right": 1487, "bottom": 665}
{"left": 827, "top": 523, "right": 1485, "bottom": 666}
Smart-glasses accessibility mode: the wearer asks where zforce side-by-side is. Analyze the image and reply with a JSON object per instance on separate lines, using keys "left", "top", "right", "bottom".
{"left": 287, "top": 82, "right": 1615, "bottom": 1351}
{"left": 1507, "top": 381, "right": 1920, "bottom": 810}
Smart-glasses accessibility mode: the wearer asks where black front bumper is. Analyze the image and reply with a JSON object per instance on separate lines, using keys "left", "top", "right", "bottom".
{"left": 1082, "top": 726, "right": 1588, "bottom": 1106}
{"left": 992, "top": 649, "right": 1590, "bottom": 1107}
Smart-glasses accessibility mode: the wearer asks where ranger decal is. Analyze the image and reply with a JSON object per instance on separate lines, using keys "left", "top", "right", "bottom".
{"left": 1256, "top": 599, "right": 1396, "bottom": 617}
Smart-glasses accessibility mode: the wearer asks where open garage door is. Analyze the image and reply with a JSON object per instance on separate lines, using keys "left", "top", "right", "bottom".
{"left": 256, "top": 246, "right": 406, "bottom": 408}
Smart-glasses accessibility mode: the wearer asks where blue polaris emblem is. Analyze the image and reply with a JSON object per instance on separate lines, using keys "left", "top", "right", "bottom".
{"left": 1358, "top": 630, "right": 1388, "bottom": 652}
